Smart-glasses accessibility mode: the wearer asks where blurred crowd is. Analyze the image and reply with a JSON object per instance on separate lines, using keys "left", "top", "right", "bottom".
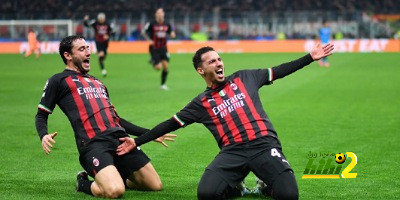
{"left": 1, "top": 0, "right": 399, "bottom": 20}
{"left": 0, "top": 0, "right": 399, "bottom": 41}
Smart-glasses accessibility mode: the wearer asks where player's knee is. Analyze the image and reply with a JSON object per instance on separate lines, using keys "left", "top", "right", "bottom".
{"left": 154, "top": 64, "right": 162, "bottom": 70}
{"left": 148, "top": 179, "right": 163, "bottom": 191}
{"left": 272, "top": 171, "right": 299, "bottom": 200}
{"left": 197, "top": 189, "right": 219, "bottom": 200}
{"left": 162, "top": 64, "right": 168, "bottom": 71}
{"left": 197, "top": 185, "right": 221, "bottom": 200}
{"left": 103, "top": 185, "right": 125, "bottom": 199}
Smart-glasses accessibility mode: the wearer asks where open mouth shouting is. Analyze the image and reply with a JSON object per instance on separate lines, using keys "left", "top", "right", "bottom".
{"left": 83, "top": 58, "right": 90, "bottom": 68}
{"left": 216, "top": 68, "right": 224, "bottom": 79}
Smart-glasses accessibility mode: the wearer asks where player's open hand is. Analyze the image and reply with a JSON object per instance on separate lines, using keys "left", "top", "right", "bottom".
{"left": 117, "top": 137, "right": 136, "bottom": 156}
{"left": 154, "top": 133, "right": 177, "bottom": 148}
{"left": 310, "top": 42, "right": 334, "bottom": 61}
{"left": 41, "top": 132, "right": 58, "bottom": 155}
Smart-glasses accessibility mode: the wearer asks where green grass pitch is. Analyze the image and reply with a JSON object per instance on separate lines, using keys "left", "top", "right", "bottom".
{"left": 0, "top": 51, "right": 399, "bottom": 199}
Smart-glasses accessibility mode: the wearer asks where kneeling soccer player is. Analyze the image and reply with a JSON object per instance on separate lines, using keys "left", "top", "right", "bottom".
{"left": 35, "top": 35, "right": 176, "bottom": 198}
{"left": 116, "top": 43, "right": 334, "bottom": 199}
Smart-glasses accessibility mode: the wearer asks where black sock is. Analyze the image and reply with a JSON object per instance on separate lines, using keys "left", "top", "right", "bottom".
{"left": 77, "top": 179, "right": 93, "bottom": 196}
{"left": 99, "top": 57, "right": 105, "bottom": 70}
{"left": 161, "top": 70, "right": 168, "bottom": 85}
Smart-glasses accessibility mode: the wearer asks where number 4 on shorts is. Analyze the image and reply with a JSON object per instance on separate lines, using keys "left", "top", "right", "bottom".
{"left": 271, "top": 148, "right": 281, "bottom": 158}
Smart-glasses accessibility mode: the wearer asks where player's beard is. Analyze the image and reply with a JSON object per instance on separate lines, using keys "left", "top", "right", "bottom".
{"left": 72, "top": 57, "right": 89, "bottom": 74}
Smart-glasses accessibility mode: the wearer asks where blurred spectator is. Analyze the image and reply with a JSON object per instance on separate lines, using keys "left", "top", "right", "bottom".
{"left": 1, "top": 0, "right": 398, "bottom": 40}
{"left": 2, "top": 0, "right": 399, "bottom": 20}
{"left": 276, "top": 32, "right": 286, "bottom": 40}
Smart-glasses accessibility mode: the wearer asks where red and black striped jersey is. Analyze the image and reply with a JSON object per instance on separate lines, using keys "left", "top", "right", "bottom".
{"left": 144, "top": 21, "right": 173, "bottom": 49}
{"left": 173, "top": 68, "right": 278, "bottom": 148}
{"left": 38, "top": 70, "right": 125, "bottom": 149}
{"left": 84, "top": 20, "right": 112, "bottom": 43}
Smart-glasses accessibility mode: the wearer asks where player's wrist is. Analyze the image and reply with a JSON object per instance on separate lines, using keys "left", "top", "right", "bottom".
{"left": 39, "top": 133, "right": 48, "bottom": 141}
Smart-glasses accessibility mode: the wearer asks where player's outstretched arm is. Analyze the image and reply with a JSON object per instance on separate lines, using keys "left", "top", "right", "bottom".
{"left": 83, "top": 15, "right": 90, "bottom": 27}
{"left": 116, "top": 118, "right": 181, "bottom": 156}
{"left": 270, "top": 42, "right": 334, "bottom": 81}
{"left": 119, "top": 118, "right": 177, "bottom": 148}
{"left": 119, "top": 118, "right": 150, "bottom": 136}
{"left": 154, "top": 134, "right": 177, "bottom": 148}
{"left": 310, "top": 42, "right": 334, "bottom": 61}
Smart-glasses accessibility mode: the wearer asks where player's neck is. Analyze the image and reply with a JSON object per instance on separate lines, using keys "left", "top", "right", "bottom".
{"left": 206, "top": 80, "right": 225, "bottom": 89}
{"left": 65, "top": 65, "right": 87, "bottom": 74}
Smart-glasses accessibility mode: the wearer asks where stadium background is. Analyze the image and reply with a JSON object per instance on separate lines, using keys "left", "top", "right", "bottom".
{"left": 0, "top": 0, "right": 399, "bottom": 199}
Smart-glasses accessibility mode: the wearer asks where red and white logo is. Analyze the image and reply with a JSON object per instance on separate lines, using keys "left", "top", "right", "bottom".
{"left": 230, "top": 83, "right": 238, "bottom": 90}
{"left": 93, "top": 157, "right": 100, "bottom": 167}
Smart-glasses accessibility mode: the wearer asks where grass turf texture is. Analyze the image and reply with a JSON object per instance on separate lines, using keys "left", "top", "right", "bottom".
{"left": 0, "top": 52, "right": 399, "bottom": 199}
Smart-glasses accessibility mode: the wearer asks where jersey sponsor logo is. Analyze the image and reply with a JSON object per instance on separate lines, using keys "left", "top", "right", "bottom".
{"left": 156, "top": 31, "right": 167, "bottom": 38}
{"left": 154, "top": 25, "right": 169, "bottom": 31}
{"left": 96, "top": 25, "right": 109, "bottom": 35}
{"left": 77, "top": 85, "right": 107, "bottom": 100}
{"left": 212, "top": 92, "right": 246, "bottom": 118}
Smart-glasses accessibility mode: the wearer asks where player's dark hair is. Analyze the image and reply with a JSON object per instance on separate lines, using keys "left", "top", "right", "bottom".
{"left": 192, "top": 46, "right": 215, "bottom": 70}
{"left": 59, "top": 35, "right": 85, "bottom": 64}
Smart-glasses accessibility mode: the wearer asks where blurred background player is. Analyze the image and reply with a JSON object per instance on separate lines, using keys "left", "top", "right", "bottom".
{"left": 318, "top": 20, "right": 332, "bottom": 67}
{"left": 84, "top": 12, "right": 112, "bottom": 77}
{"left": 25, "top": 29, "right": 40, "bottom": 58}
{"left": 142, "top": 8, "right": 176, "bottom": 90}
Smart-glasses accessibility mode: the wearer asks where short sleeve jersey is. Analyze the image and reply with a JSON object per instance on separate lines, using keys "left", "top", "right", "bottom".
{"left": 144, "top": 21, "right": 173, "bottom": 49}
{"left": 173, "top": 69, "right": 278, "bottom": 148}
{"left": 38, "top": 70, "right": 125, "bottom": 151}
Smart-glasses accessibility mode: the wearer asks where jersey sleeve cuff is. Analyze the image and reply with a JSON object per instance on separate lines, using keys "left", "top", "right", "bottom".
{"left": 267, "top": 68, "right": 274, "bottom": 82}
{"left": 173, "top": 115, "right": 185, "bottom": 127}
{"left": 38, "top": 104, "right": 53, "bottom": 114}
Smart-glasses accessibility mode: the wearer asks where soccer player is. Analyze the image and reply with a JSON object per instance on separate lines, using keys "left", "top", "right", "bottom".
{"left": 318, "top": 20, "right": 332, "bottom": 67}
{"left": 25, "top": 30, "right": 40, "bottom": 58}
{"left": 116, "top": 43, "right": 334, "bottom": 199}
{"left": 35, "top": 35, "right": 176, "bottom": 198}
{"left": 84, "top": 12, "right": 112, "bottom": 77}
{"left": 141, "top": 8, "right": 176, "bottom": 90}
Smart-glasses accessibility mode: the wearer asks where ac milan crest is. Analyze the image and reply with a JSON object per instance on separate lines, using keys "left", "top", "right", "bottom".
{"left": 93, "top": 157, "right": 99, "bottom": 167}
{"left": 230, "top": 83, "right": 238, "bottom": 90}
